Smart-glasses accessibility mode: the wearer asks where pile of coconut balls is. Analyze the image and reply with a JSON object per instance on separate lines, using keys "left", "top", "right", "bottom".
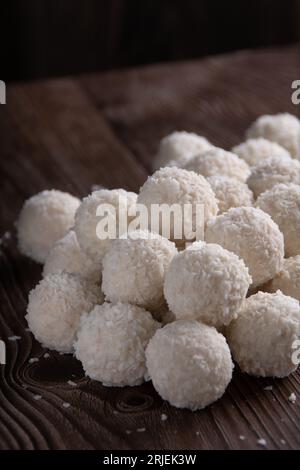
{"left": 17, "top": 112, "right": 300, "bottom": 411}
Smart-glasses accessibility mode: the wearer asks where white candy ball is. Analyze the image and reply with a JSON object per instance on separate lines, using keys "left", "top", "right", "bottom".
{"left": 256, "top": 183, "right": 300, "bottom": 257}
{"left": 227, "top": 291, "right": 300, "bottom": 377}
{"left": 137, "top": 167, "right": 218, "bottom": 245}
{"left": 246, "top": 113, "right": 300, "bottom": 158}
{"left": 164, "top": 242, "right": 251, "bottom": 328}
{"left": 146, "top": 321, "right": 233, "bottom": 410}
{"left": 266, "top": 256, "right": 300, "bottom": 301}
{"left": 43, "top": 230, "right": 102, "bottom": 284}
{"left": 247, "top": 156, "right": 300, "bottom": 198}
{"left": 26, "top": 273, "right": 103, "bottom": 353}
{"left": 102, "top": 230, "right": 177, "bottom": 311}
{"left": 183, "top": 148, "right": 250, "bottom": 182}
{"left": 207, "top": 176, "right": 253, "bottom": 213}
{"left": 154, "top": 131, "right": 213, "bottom": 170}
{"left": 232, "top": 137, "right": 291, "bottom": 167}
{"left": 75, "top": 302, "right": 160, "bottom": 387}
{"left": 17, "top": 190, "right": 80, "bottom": 263}
{"left": 74, "top": 188, "right": 137, "bottom": 262}
{"left": 205, "top": 207, "right": 284, "bottom": 288}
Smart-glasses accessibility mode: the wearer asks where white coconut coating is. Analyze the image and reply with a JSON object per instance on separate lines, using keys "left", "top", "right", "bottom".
{"left": 17, "top": 190, "right": 80, "bottom": 263}
{"left": 247, "top": 156, "right": 300, "bottom": 198}
{"left": 26, "top": 273, "right": 103, "bottom": 353}
{"left": 137, "top": 167, "right": 218, "bottom": 245}
{"left": 227, "top": 291, "right": 300, "bottom": 377}
{"left": 266, "top": 256, "right": 300, "bottom": 301}
{"left": 74, "top": 302, "right": 160, "bottom": 387}
{"left": 43, "top": 230, "right": 102, "bottom": 284}
{"left": 146, "top": 321, "right": 233, "bottom": 410}
{"left": 205, "top": 207, "right": 284, "bottom": 288}
{"left": 232, "top": 138, "right": 291, "bottom": 167}
{"left": 256, "top": 183, "right": 300, "bottom": 257}
{"left": 207, "top": 176, "right": 254, "bottom": 213}
{"left": 102, "top": 230, "right": 177, "bottom": 311}
{"left": 183, "top": 148, "right": 250, "bottom": 182}
{"left": 74, "top": 188, "right": 137, "bottom": 262}
{"left": 164, "top": 242, "right": 251, "bottom": 328}
{"left": 153, "top": 131, "right": 213, "bottom": 170}
{"left": 246, "top": 113, "right": 300, "bottom": 158}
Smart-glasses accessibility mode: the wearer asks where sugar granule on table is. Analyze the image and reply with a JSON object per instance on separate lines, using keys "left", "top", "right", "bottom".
{"left": 8, "top": 335, "right": 21, "bottom": 341}
{"left": 288, "top": 392, "right": 297, "bottom": 404}
{"left": 137, "top": 428, "right": 146, "bottom": 433}
{"left": 257, "top": 438, "right": 267, "bottom": 447}
{"left": 67, "top": 380, "right": 77, "bottom": 387}
{"left": 33, "top": 394, "right": 42, "bottom": 400}
{"left": 29, "top": 357, "right": 39, "bottom": 364}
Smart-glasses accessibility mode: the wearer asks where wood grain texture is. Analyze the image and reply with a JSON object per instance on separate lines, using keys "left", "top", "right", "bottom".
{"left": 1, "top": 45, "right": 300, "bottom": 450}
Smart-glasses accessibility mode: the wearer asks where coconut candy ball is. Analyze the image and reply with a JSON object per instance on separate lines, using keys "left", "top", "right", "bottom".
{"left": 153, "top": 131, "right": 213, "bottom": 170}
{"left": 146, "top": 321, "right": 233, "bottom": 410}
{"left": 26, "top": 273, "right": 103, "bottom": 353}
{"left": 266, "top": 256, "right": 300, "bottom": 301}
{"left": 227, "top": 291, "right": 300, "bottom": 377}
{"left": 17, "top": 190, "right": 80, "bottom": 263}
{"left": 246, "top": 113, "right": 300, "bottom": 158}
{"left": 43, "top": 230, "right": 102, "bottom": 284}
{"left": 102, "top": 230, "right": 177, "bottom": 311}
{"left": 256, "top": 183, "right": 300, "bottom": 257}
{"left": 75, "top": 302, "right": 160, "bottom": 387}
{"left": 137, "top": 167, "right": 218, "bottom": 246}
{"left": 207, "top": 176, "right": 254, "bottom": 213}
{"left": 164, "top": 242, "right": 251, "bottom": 328}
{"left": 247, "top": 156, "right": 300, "bottom": 198}
{"left": 205, "top": 207, "right": 284, "bottom": 288}
{"left": 183, "top": 148, "right": 250, "bottom": 182}
{"left": 232, "top": 137, "right": 291, "bottom": 167}
{"left": 74, "top": 188, "right": 137, "bottom": 262}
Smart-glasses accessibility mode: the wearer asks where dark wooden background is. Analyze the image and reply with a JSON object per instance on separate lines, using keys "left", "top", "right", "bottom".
{"left": 2, "top": 0, "right": 299, "bottom": 82}
{"left": 0, "top": 45, "right": 300, "bottom": 449}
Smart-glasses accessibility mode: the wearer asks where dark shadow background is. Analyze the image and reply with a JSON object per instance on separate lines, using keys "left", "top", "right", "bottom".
{"left": 2, "top": 0, "right": 300, "bottom": 82}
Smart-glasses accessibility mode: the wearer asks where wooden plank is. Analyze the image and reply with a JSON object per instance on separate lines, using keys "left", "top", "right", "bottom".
{"left": 0, "top": 79, "right": 147, "bottom": 230}
{"left": 1, "top": 46, "right": 300, "bottom": 450}
{"left": 80, "top": 45, "right": 300, "bottom": 172}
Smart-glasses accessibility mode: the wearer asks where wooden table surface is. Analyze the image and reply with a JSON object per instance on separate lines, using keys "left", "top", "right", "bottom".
{"left": 1, "top": 45, "right": 300, "bottom": 450}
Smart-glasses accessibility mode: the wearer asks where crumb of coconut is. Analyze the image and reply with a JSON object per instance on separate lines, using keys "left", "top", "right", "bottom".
{"left": 125, "top": 430, "right": 132, "bottom": 435}
{"left": 137, "top": 427, "right": 146, "bottom": 433}
{"left": 257, "top": 438, "right": 267, "bottom": 447}
{"left": 8, "top": 336, "right": 21, "bottom": 341}
{"left": 113, "top": 410, "right": 118, "bottom": 415}
{"left": 33, "top": 394, "right": 42, "bottom": 400}
{"left": 288, "top": 392, "right": 297, "bottom": 403}
{"left": 62, "top": 402, "right": 71, "bottom": 408}
{"left": 195, "top": 431, "right": 200, "bottom": 436}
{"left": 239, "top": 435, "right": 245, "bottom": 441}
{"left": 161, "top": 413, "right": 168, "bottom": 421}
{"left": 0, "top": 231, "right": 11, "bottom": 246}
{"left": 264, "top": 386, "right": 273, "bottom": 391}
{"left": 43, "top": 353, "right": 50, "bottom": 359}
{"left": 21, "top": 384, "right": 28, "bottom": 389}
{"left": 280, "top": 439, "right": 286, "bottom": 445}
{"left": 29, "top": 357, "right": 39, "bottom": 364}
{"left": 67, "top": 380, "right": 77, "bottom": 387}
